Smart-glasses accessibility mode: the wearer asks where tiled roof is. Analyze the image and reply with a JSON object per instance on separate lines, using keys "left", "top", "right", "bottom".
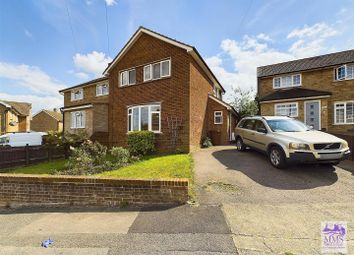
{"left": 59, "top": 77, "right": 108, "bottom": 93}
{"left": 0, "top": 100, "right": 32, "bottom": 116}
{"left": 258, "top": 49, "right": 354, "bottom": 77}
{"left": 43, "top": 110, "right": 63, "bottom": 122}
{"left": 259, "top": 88, "right": 332, "bottom": 102}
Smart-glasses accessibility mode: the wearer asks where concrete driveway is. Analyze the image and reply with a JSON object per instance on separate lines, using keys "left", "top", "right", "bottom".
{"left": 193, "top": 145, "right": 354, "bottom": 254}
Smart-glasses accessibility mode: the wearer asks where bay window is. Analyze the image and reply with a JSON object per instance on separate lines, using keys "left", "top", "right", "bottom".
{"left": 273, "top": 74, "right": 301, "bottom": 88}
{"left": 144, "top": 59, "right": 171, "bottom": 81}
{"left": 275, "top": 103, "right": 298, "bottom": 117}
{"left": 120, "top": 69, "right": 136, "bottom": 86}
{"left": 128, "top": 104, "right": 161, "bottom": 132}
{"left": 335, "top": 102, "right": 354, "bottom": 124}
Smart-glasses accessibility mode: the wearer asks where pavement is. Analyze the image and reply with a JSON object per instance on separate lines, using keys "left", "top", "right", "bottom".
{"left": 0, "top": 145, "right": 353, "bottom": 254}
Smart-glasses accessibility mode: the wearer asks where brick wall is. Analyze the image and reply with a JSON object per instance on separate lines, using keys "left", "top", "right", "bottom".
{"left": 64, "top": 108, "right": 94, "bottom": 136}
{"left": 0, "top": 174, "right": 189, "bottom": 208}
{"left": 31, "top": 111, "right": 61, "bottom": 132}
{"left": 206, "top": 98, "right": 230, "bottom": 145}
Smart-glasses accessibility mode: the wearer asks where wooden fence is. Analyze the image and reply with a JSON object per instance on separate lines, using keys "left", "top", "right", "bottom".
{"left": 0, "top": 146, "right": 65, "bottom": 170}
{"left": 330, "top": 133, "right": 354, "bottom": 161}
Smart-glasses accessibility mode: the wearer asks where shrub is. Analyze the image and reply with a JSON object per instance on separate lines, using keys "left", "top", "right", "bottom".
{"left": 127, "top": 131, "right": 155, "bottom": 156}
{"left": 202, "top": 137, "right": 213, "bottom": 148}
{"left": 64, "top": 140, "right": 109, "bottom": 175}
{"left": 43, "top": 131, "right": 63, "bottom": 148}
{"left": 63, "top": 130, "right": 88, "bottom": 148}
{"left": 110, "top": 146, "right": 130, "bottom": 166}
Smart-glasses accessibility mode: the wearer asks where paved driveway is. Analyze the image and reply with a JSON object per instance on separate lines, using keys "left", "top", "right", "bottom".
{"left": 193, "top": 145, "right": 354, "bottom": 254}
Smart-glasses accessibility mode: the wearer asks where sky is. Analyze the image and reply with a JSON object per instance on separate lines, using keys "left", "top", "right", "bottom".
{"left": 0, "top": 0, "right": 353, "bottom": 113}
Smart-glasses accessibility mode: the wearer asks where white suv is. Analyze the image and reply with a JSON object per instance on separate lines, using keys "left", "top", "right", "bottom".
{"left": 234, "top": 116, "right": 351, "bottom": 168}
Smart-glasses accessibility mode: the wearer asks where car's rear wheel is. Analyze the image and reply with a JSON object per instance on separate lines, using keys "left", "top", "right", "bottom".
{"left": 269, "top": 146, "right": 287, "bottom": 169}
{"left": 236, "top": 137, "right": 246, "bottom": 152}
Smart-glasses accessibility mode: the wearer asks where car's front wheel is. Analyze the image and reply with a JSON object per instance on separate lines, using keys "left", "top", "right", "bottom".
{"left": 236, "top": 137, "right": 246, "bottom": 152}
{"left": 269, "top": 146, "right": 287, "bottom": 169}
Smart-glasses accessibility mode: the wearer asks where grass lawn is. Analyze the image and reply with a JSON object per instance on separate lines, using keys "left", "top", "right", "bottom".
{"left": 7, "top": 159, "right": 67, "bottom": 175}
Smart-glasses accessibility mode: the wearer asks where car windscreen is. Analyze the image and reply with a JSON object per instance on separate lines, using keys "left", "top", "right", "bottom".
{"left": 266, "top": 119, "right": 310, "bottom": 132}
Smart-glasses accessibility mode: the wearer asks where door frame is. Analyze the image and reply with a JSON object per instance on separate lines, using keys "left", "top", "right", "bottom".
{"left": 304, "top": 100, "right": 321, "bottom": 130}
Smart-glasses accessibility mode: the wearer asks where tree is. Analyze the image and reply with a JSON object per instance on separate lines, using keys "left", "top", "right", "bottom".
{"left": 229, "top": 86, "right": 259, "bottom": 118}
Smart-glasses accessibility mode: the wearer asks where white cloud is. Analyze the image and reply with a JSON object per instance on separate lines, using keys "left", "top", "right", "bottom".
{"left": 24, "top": 29, "right": 33, "bottom": 38}
{"left": 75, "top": 72, "right": 89, "bottom": 80}
{"left": 206, "top": 23, "right": 340, "bottom": 101}
{"left": 105, "top": 0, "right": 117, "bottom": 6}
{"left": 0, "top": 62, "right": 65, "bottom": 96}
{"left": 73, "top": 51, "right": 112, "bottom": 77}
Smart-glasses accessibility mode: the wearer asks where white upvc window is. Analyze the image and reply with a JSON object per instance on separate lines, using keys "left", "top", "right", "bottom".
{"left": 70, "top": 111, "right": 85, "bottom": 128}
{"left": 273, "top": 74, "right": 301, "bottom": 89}
{"left": 334, "top": 102, "right": 354, "bottom": 124}
{"left": 71, "top": 88, "right": 83, "bottom": 101}
{"left": 144, "top": 59, "right": 171, "bottom": 81}
{"left": 335, "top": 65, "right": 354, "bottom": 80}
{"left": 275, "top": 102, "right": 298, "bottom": 117}
{"left": 214, "top": 111, "right": 223, "bottom": 124}
{"left": 128, "top": 104, "right": 161, "bottom": 132}
{"left": 120, "top": 69, "right": 136, "bottom": 86}
{"left": 96, "top": 83, "right": 109, "bottom": 96}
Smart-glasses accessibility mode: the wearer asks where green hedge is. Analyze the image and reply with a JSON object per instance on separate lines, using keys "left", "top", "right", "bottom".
{"left": 127, "top": 131, "right": 155, "bottom": 156}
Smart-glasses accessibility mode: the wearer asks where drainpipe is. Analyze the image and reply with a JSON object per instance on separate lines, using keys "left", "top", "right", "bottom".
{"left": 60, "top": 107, "right": 65, "bottom": 140}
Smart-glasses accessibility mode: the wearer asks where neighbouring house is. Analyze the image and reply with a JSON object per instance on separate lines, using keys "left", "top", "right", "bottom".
{"left": 0, "top": 100, "right": 32, "bottom": 134}
{"left": 60, "top": 27, "right": 238, "bottom": 152}
{"left": 257, "top": 49, "right": 354, "bottom": 134}
{"left": 31, "top": 109, "right": 63, "bottom": 133}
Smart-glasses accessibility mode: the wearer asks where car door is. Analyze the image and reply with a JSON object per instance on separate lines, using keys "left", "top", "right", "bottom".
{"left": 241, "top": 119, "right": 257, "bottom": 147}
{"left": 251, "top": 120, "right": 269, "bottom": 151}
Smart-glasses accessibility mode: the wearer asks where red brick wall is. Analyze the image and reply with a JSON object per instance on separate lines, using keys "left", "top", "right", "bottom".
{"left": 108, "top": 33, "right": 191, "bottom": 152}
{"left": 0, "top": 174, "right": 189, "bottom": 208}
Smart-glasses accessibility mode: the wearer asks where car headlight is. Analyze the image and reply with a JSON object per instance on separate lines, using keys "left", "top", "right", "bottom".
{"left": 289, "top": 142, "right": 310, "bottom": 150}
{"left": 342, "top": 141, "right": 349, "bottom": 149}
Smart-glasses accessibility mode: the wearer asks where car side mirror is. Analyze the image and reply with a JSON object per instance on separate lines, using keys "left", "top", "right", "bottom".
{"left": 257, "top": 127, "right": 267, "bottom": 134}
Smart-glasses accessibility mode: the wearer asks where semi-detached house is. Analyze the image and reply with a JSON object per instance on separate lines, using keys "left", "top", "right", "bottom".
{"left": 60, "top": 27, "right": 238, "bottom": 152}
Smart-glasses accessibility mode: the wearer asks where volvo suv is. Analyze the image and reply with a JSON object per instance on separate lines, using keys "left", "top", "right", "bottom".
{"left": 234, "top": 116, "right": 351, "bottom": 168}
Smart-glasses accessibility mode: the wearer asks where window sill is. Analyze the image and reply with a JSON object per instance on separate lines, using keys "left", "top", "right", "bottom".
{"left": 71, "top": 127, "right": 86, "bottom": 129}
{"left": 214, "top": 123, "right": 223, "bottom": 125}
{"left": 71, "top": 99, "right": 84, "bottom": 102}
{"left": 332, "top": 123, "right": 354, "bottom": 125}
{"left": 126, "top": 131, "right": 162, "bottom": 134}
{"left": 272, "top": 85, "right": 302, "bottom": 90}
{"left": 96, "top": 94, "right": 109, "bottom": 97}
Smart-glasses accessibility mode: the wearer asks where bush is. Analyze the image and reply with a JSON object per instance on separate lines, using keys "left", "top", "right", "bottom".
{"left": 127, "top": 131, "right": 155, "bottom": 156}
{"left": 110, "top": 146, "right": 130, "bottom": 166}
{"left": 202, "top": 137, "right": 213, "bottom": 148}
{"left": 64, "top": 140, "right": 109, "bottom": 175}
{"left": 43, "top": 131, "right": 63, "bottom": 148}
{"left": 63, "top": 130, "right": 88, "bottom": 148}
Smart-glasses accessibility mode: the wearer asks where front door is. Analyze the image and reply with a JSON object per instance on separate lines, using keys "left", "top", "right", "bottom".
{"left": 305, "top": 101, "right": 320, "bottom": 130}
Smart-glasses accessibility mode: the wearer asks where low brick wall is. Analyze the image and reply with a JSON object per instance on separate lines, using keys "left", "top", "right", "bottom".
{"left": 0, "top": 174, "right": 189, "bottom": 208}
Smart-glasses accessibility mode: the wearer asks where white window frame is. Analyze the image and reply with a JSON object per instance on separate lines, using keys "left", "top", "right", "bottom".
{"left": 334, "top": 101, "right": 354, "bottom": 125}
{"left": 335, "top": 65, "right": 354, "bottom": 81}
{"left": 144, "top": 59, "right": 171, "bottom": 82}
{"left": 214, "top": 111, "right": 223, "bottom": 124}
{"left": 120, "top": 69, "right": 136, "bottom": 86}
{"left": 70, "top": 111, "right": 85, "bottom": 129}
{"left": 127, "top": 104, "right": 161, "bottom": 133}
{"left": 96, "top": 83, "right": 109, "bottom": 96}
{"left": 272, "top": 74, "right": 302, "bottom": 89}
{"left": 274, "top": 102, "right": 299, "bottom": 117}
{"left": 71, "top": 88, "right": 84, "bottom": 101}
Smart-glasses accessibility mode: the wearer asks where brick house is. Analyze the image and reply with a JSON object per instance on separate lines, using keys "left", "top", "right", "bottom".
{"left": 31, "top": 109, "right": 63, "bottom": 133}
{"left": 0, "top": 100, "right": 32, "bottom": 134}
{"left": 60, "top": 27, "right": 238, "bottom": 152}
{"left": 257, "top": 49, "right": 354, "bottom": 134}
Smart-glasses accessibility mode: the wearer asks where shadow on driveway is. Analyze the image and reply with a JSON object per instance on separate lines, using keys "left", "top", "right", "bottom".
{"left": 212, "top": 148, "right": 338, "bottom": 190}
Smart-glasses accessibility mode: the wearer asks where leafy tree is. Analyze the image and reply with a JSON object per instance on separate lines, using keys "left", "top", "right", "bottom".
{"left": 229, "top": 86, "right": 259, "bottom": 118}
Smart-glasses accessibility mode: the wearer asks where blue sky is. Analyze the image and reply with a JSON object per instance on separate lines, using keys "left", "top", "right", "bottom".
{"left": 0, "top": 0, "right": 353, "bottom": 112}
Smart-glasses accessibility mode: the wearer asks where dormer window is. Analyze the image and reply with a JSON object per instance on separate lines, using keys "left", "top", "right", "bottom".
{"left": 273, "top": 74, "right": 301, "bottom": 89}
{"left": 71, "top": 88, "right": 83, "bottom": 101}
{"left": 335, "top": 65, "right": 354, "bottom": 81}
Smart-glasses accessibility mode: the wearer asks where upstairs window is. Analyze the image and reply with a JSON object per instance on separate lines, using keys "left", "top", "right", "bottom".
{"left": 273, "top": 74, "right": 301, "bottom": 89}
{"left": 334, "top": 102, "right": 354, "bottom": 124}
{"left": 214, "top": 111, "right": 223, "bottom": 124}
{"left": 120, "top": 69, "right": 136, "bottom": 86}
{"left": 71, "top": 89, "right": 83, "bottom": 101}
{"left": 128, "top": 104, "right": 161, "bottom": 132}
{"left": 71, "top": 111, "right": 85, "bottom": 128}
{"left": 213, "top": 86, "right": 222, "bottom": 99}
{"left": 144, "top": 59, "right": 171, "bottom": 81}
{"left": 96, "top": 84, "right": 109, "bottom": 96}
{"left": 335, "top": 65, "right": 354, "bottom": 80}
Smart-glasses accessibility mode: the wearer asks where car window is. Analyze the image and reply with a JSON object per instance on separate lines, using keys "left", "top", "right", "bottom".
{"left": 237, "top": 119, "right": 247, "bottom": 128}
{"left": 254, "top": 120, "right": 266, "bottom": 131}
{"left": 266, "top": 119, "right": 310, "bottom": 132}
{"left": 243, "top": 119, "right": 256, "bottom": 130}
